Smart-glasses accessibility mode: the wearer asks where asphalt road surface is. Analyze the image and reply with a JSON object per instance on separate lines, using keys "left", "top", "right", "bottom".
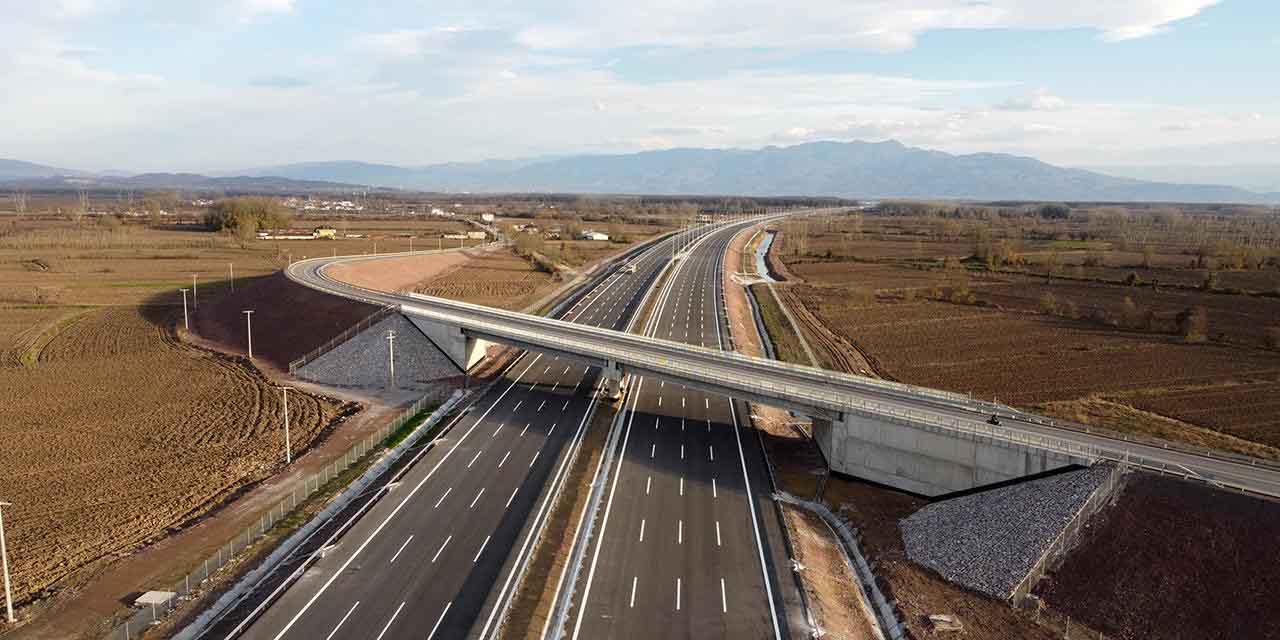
{"left": 239, "top": 231, "right": 717, "bottom": 640}
{"left": 566, "top": 223, "right": 802, "bottom": 640}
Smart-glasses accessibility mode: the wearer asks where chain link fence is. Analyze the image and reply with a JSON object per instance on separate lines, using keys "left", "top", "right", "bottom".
{"left": 107, "top": 393, "right": 443, "bottom": 639}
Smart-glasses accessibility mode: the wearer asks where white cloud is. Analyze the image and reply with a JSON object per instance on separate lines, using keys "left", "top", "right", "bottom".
{"left": 234, "top": 0, "right": 295, "bottom": 22}
{"left": 352, "top": 29, "right": 428, "bottom": 58}
{"left": 996, "top": 88, "right": 1068, "bottom": 111}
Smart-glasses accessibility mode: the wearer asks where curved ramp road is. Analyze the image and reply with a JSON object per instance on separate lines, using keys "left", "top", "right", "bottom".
{"left": 238, "top": 229, "right": 725, "bottom": 640}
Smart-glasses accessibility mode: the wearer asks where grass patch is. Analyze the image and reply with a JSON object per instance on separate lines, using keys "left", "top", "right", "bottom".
{"left": 750, "top": 284, "right": 810, "bottom": 365}
{"left": 383, "top": 403, "right": 442, "bottom": 449}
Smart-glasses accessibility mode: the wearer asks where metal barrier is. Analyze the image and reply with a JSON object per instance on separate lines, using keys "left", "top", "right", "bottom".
{"left": 106, "top": 393, "right": 443, "bottom": 639}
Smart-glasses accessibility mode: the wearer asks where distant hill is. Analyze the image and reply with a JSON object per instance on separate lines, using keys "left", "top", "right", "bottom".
{"left": 222, "top": 141, "right": 1279, "bottom": 203}
{"left": 4, "top": 141, "right": 1278, "bottom": 202}
{"left": 0, "top": 158, "right": 87, "bottom": 180}
{"left": 0, "top": 168, "right": 359, "bottom": 194}
{"left": 1083, "top": 163, "right": 1280, "bottom": 194}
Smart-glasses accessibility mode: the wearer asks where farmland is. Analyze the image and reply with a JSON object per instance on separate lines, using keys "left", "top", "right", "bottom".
{"left": 766, "top": 204, "right": 1280, "bottom": 457}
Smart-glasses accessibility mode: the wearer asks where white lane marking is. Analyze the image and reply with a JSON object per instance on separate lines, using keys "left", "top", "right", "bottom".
{"left": 563, "top": 400, "right": 571, "bottom": 410}
{"left": 680, "top": 444, "right": 685, "bottom": 460}
{"left": 373, "top": 602, "right": 406, "bottom": 640}
{"left": 630, "top": 577, "right": 638, "bottom": 608}
{"left": 721, "top": 578, "right": 728, "bottom": 613}
{"left": 727, "top": 398, "right": 783, "bottom": 638}
{"left": 709, "top": 445, "right": 715, "bottom": 462}
{"left": 467, "top": 450, "right": 483, "bottom": 467}
{"left": 492, "top": 423, "right": 504, "bottom": 438}
{"left": 434, "top": 487, "right": 452, "bottom": 508}
{"left": 705, "top": 398, "right": 709, "bottom": 409}
{"left": 432, "top": 535, "right": 452, "bottom": 562}
{"left": 551, "top": 381, "right": 559, "bottom": 392}
{"left": 520, "top": 423, "right": 530, "bottom": 437}
{"left": 645, "top": 476, "right": 651, "bottom": 495}
{"left": 322, "top": 602, "right": 359, "bottom": 640}
{"left": 678, "top": 519, "right": 683, "bottom": 544}
{"left": 675, "top": 578, "right": 682, "bottom": 611}
{"left": 389, "top": 535, "right": 413, "bottom": 564}
{"left": 267, "top": 352, "right": 543, "bottom": 640}
{"left": 650, "top": 443, "right": 656, "bottom": 458}
{"left": 681, "top": 418, "right": 685, "bottom": 432}
{"left": 427, "top": 602, "right": 452, "bottom": 640}
{"left": 548, "top": 422, "right": 557, "bottom": 436}
{"left": 657, "top": 396, "right": 662, "bottom": 407}
{"left": 638, "top": 518, "right": 646, "bottom": 542}
{"left": 473, "top": 535, "right": 491, "bottom": 563}
{"left": 716, "top": 521, "right": 722, "bottom": 547}
{"left": 707, "top": 418, "right": 711, "bottom": 432}
{"left": 506, "top": 487, "right": 518, "bottom": 508}
{"left": 679, "top": 477, "right": 684, "bottom": 496}
{"left": 563, "top": 365, "right": 571, "bottom": 375}
{"left": 529, "top": 450, "right": 541, "bottom": 468}
{"left": 513, "top": 401, "right": 523, "bottom": 411}
{"left": 654, "top": 416, "right": 660, "bottom": 430}
{"left": 544, "top": 365, "right": 550, "bottom": 374}
{"left": 538, "top": 401, "right": 546, "bottom": 412}
{"left": 470, "top": 488, "right": 485, "bottom": 508}
{"left": 712, "top": 478, "right": 717, "bottom": 498}
{"left": 498, "top": 451, "right": 511, "bottom": 467}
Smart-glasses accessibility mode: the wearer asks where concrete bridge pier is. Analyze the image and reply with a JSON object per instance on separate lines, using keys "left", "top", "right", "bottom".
{"left": 600, "top": 360, "right": 623, "bottom": 400}
{"left": 811, "top": 411, "right": 1092, "bottom": 497}
{"left": 405, "top": 314, "right": 492, "bottom": 372}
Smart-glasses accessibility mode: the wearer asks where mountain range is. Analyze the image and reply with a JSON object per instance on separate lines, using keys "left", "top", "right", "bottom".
{"left": 4, "top": 141, "right": 1278, "bottom": 203}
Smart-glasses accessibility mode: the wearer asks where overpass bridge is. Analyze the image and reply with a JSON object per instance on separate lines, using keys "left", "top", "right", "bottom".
{"left": 286, "top": 227, "right": 1280, "bottom": 498}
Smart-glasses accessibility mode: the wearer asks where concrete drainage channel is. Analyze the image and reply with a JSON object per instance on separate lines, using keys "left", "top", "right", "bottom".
{"left": 173, "top": 388, "right": 471, "bottom": 640}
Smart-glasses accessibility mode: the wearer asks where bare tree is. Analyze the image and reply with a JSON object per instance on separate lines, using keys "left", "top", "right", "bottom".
{"left": 11, "top": 191, "right": 28, "bottom": 216}
{"left": 73, "top": 189, "right": 89, "bottom": 225}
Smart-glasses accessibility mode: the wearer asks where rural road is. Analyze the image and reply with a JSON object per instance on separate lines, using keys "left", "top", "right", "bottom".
{"left": 239, "top": 230, "right": 715, "bottom": 640}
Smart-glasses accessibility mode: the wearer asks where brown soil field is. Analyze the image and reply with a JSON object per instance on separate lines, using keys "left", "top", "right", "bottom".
{"left": 324, "top": 250, "right": 473, "bottom": 293}
{"left": 1037, "top": 474, "right": 1280, "bottom": 640}
{"left": 194, "top": 272, "right": 378, "bottom": 370}
{"left": 767, "top": 210, "right": 1280, "bottom": 457}
{"left": 0, "top": 305, "right": 349, "bottom": 612}
{"left": 414, "top": 249, "right": 557, "bottom": 311}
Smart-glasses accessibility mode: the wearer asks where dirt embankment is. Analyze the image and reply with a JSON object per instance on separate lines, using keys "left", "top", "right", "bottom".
{"left": 194, "top": 272, "right": 377, "bottom": 370}
{"left": 1037, "top": 474, "right": 1280, "bottom": 640}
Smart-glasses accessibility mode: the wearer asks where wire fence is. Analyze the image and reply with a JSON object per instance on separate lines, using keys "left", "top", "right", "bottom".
{"left": 287, "top": 305, "right": 398, "bottom": 374}
{"left": 107, "top": 393, "right": 442, "bottom": 639}
{"left": 1009, "top": 463, "right": 1127, "bottom": 605}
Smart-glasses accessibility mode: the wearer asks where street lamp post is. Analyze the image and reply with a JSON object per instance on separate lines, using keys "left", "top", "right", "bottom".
{"left": 242, "top": 310, "right": 254, "bottom": 359}
{"left": 1, "top": 500, "right": 15, "bottom": 623}
{"left": 191, "top": 273, "right": 198, "bottom": 310}
{"left": 179, "top": 288, "right": 189, "bottom": 331}
{"left": 385, "top": 330, "right": 397, "bottom": 388}
{"left": 276, "top": 387, "right": 292, "bottom": 464}
{"left": 229, "top": 263, "right": 235, "bottom": 293}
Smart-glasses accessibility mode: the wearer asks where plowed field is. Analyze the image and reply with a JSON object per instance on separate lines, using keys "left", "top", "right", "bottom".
{"left": 0, "top": 306, "right": 347, "bottom": 608}
{"left": 414, "top": 249, "right": 556, "bottom": 311}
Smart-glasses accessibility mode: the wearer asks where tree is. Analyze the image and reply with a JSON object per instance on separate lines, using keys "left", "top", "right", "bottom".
{"left": 1177, "top": 306, "right": 1208, "bottom": 342}
{"left": 1141, "top": 244, "right": 1155, "bottom": 269}
{"left": 1202, "top": 271, "right": 1219, "bottom": 291}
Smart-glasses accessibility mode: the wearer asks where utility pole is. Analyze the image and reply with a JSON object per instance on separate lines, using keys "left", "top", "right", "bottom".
{"left": 229, "top": 263, "right": 235, "bottom": 293}
{"left": 276, "top": 387, "right": 293, "bottom": 464}
{"left": 1, "top": 500, "right": 14, "bottom": 623}
{"left": 386, "top": 330, "right": 397, "bottom": 388}
{"left": 191, "top": 273, "right": 198, "bottom": 310}
{"left": 179, "top": 288, "right": 189, "bottom": 331}
{"left": 242, "top": 310, "right": 254, "bottom": 359}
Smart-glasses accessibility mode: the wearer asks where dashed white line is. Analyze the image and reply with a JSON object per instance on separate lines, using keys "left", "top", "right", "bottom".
{"left": 322, "top": 602, "right": 359, "bottom": 640}
{"left": 373, "top": 602, "right": 405, "bottom": 640}
{"left": 467, "top": 451, "right": 482, "bottom": 468}
{"left": 548, "top": 422, "right": 557, "bottom": 436}
{"left": 389, "top": 535, "right": 413, "bottom": 564}
{"left": 650, "top": 443, "right": 656, "bottom": 458}
{"left": 529, "top": 450, "right": 541, "bottom": 467}
{"left": 433, "top": 488, "right": 452, "bottom": 508}
{"left": 520, "top": 423, "right": 530, "bottom": 437}
{"left": 473, "top": 535, "right": 491, "bottom": 563}
{"left": 431, "top": 535, "right": 452, "bottom": 563}
{"left": 513, "top": 401, "right": 523, "bottom": 411}
{"left": 712, "top": 478, "right": 717, "bottom": 498}
{"left": 492, "top": 423, "right": 504, "bottom": 437}
{"left": 680, "top": 444, "right": 685, "bottom": 460}
{"left": 720, "top": 578, "right": 728, "bottom": 613}
{"left": 709, "top": 445, "right": 715, "bottom": 462}
{"left": 675, "top": 578, "right": 682, "bottom": 611}
{"left": 638, "top": 518, "right": 646, "bottom": 542}
{"left": 470, "top": 488, "right": 485, "bottom": 508}
{"left": 427, "top": 602, "right": 452, "bottom": 640}
{"left": 537, "top": 401, "right": 546, "bottom": 412}
{"left": 645, "top": 476, "right": 651, "bottom": 495}
{"left": 716, "top": 521, "right": 722, "bottom": 547}
{"left": 630, "top": 577, "right": 638, "bottom": 608}
{"left": 679, "top": 477, "right": 684, "bottom": 496}
{"left": 506, "top": 487, "right": 518, "bottom": 508}
{"left": 677, "top": 519, "right": 683, "bottom": 544}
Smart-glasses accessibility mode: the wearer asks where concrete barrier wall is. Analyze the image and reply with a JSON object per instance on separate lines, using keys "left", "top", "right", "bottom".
{"left": 815, "top": 412, "right": 1089, "bottom": 496}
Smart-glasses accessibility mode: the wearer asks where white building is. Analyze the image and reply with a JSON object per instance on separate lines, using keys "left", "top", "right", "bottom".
{"left": 580, "top": 230, "right": 609, "bottom": 241}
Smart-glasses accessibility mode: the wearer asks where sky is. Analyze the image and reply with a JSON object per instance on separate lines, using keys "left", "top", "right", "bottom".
{"left": 1, "top": 0, "right": 1278, "bottom": 173}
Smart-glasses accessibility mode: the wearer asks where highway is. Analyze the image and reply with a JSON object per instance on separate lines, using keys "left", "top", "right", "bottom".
{"left": 565, "top": 222, "right": 801, "bottom": 639}
{"left": 239, "top": 228, "right": 721, "bottom": 640}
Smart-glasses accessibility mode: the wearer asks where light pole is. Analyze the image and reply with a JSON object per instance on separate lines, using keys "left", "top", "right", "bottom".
{"left": 191, "top": 273, "right": 198, "bottom": 310}
{"left": 276, "top": 387, "right": 292, "bottom": 464}
{"left": 385, "top": 330, "right": 397, "bottom": 388}
{"left": 1, "top": 500, "right": 14, "bottom": 623}
{"left": 242, "top": 310, "right": 254, "bottom": 359}
{"left": 229, "top": 263, "right": 235, "bottom": 293}
{"left": 179, "top": 288, "right": 189, "bottom": 331}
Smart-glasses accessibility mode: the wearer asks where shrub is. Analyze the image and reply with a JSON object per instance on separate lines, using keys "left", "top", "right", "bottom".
{"left": 1039, "top": 291, "right": 1059, "bottom": 314}
{"left": 1177, "top": 306, "right": 1209, "bottom": 342}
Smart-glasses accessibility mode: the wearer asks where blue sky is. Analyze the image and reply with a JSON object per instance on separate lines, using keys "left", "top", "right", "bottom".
{"left": 1, "top": 0, "right": 1276, "bottom": 172}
